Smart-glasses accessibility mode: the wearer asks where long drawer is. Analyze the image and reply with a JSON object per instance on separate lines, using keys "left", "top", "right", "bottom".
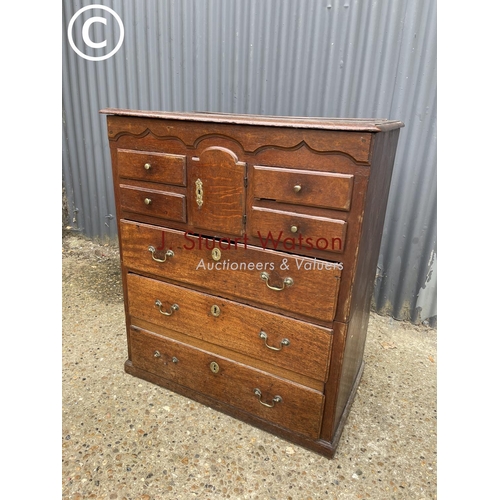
{"left": 130, "top": 326, "right": 325, "bottom": 440}
{"left": 127, "top": 273, "right": 333, "bottom": 382}
{"left": 120, "top": 220, "right": 342, "bottom": 324}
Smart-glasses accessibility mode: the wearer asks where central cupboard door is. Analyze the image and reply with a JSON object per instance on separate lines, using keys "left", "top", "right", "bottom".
{"left": 188, "top": 146, "right": 246, "bottom": 236}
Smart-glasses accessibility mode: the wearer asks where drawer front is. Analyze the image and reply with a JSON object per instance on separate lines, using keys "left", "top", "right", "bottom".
{"left": 120, "top": 185, "right": 186, "bottom": 223}
{"left": 188, "top": 147, "right": 246, "bottom": 236}
{"left": 127, "top": 273, "right": 333, "bottom": 382}
{"left": 130, "top": 327, "right": 325, "bottom": 439}
{"left": 117, "top": 148, "right": 186, "bottom": 186}
{"left": 248, "top": 207, "right": 346, "bottom": 255}
{"left": 120, "top": 221, "right": 341, "bottom": 324}
{"left": 252, "top": 166, "right": 354, "bottom": 211}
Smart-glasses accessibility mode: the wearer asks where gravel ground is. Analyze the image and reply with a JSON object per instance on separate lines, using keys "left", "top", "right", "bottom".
{"left": 62, "top": 232, "right": 437, "bottom": 500}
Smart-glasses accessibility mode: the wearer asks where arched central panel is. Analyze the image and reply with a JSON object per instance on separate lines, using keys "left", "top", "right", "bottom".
{"left": 188, "top": 146, "right": 246, "bottom": 236}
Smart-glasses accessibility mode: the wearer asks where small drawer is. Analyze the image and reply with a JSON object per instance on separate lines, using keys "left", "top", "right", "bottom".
{"left": 130, "top": 327, "right": 325, "bottom": 439}
{"left": 120, "top": 221, "right": 341, "bottom": 324}
{"left": 127, "top": 273, "right": 333, "bottom": 382}
{"left": 248, "top": 207, "right": 346, "bottom": 254}
{"left": 252, "top": 166, "right": 354, "bottom": 211}
{"left": 120, "top": 185, "right": 186, "bottom": 223}
{"left": 117, "top": 149, "right": 186, "bottom": 186}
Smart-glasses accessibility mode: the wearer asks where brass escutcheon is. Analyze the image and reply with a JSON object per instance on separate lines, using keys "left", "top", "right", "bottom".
{"left": 210, "top": 304, "right": 221, "bottom": 317}
{"left": 195, "top": 178, "right": 203, "bottom": 207}
{"left": 209, "top": 361, "right": 220, "bottom": 373}
{"left": 212, "top": 247, "right": 222, "bottom": 261}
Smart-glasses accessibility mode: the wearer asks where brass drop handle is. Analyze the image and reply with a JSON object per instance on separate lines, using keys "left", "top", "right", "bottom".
{"left": 148, "top": 246, "right": 174, "bottom": 262}
{"left": 259, "top": 331, "right": 290, "bottom": 351}
{"left": 260, "top": 272, "right": 293, "bottom": 291}
{"left": 254, "top": 388, "right": 282, "bottom": 408}
{"left": 155, "top": 299, "right": 179, "bottom": 316}
{"left": 144, "top": 163, "right": 152, "bottom": 170}
{"left": 153, "top": 350, "right": 179, "bottom": 364}
{"left": 293, "top": 185, "right": 302, "bottom": 193}
{"left": 144, "top": 198, "right": 152, "bottom": 205}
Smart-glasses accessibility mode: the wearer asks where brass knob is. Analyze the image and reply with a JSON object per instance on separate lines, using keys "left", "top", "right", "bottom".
{"left": 144, "top": 198, "right": 152, "bottom": 205}
{"left": 293, "top": 185, "right": 302, "bottom": 193}
{"left": 144, "top": 163, "right": 151, "bottom": 170}
{"left": 290, "top": 225, "right": 298, "bottom": 233}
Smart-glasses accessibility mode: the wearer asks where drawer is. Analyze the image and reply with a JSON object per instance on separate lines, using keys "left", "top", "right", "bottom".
{"left": 130, "top": 326, "right": 325, "bottom": 440}
{"left": 120, "top": 184, "right": 186, "bottom": 223}
{"left": 117, "top": 148, "right": 186, "bottom": 186}
{"left": 120, "top": 221, "right": 341, "bottom": 324}
{"left": 252, "top": 166, "right": 354, "bottom": 211}
{"left": 127, "top": 273, "right": 333, "bottom": 382}
{"left": 248, "top": 207, "right": 346, "bottom": 254}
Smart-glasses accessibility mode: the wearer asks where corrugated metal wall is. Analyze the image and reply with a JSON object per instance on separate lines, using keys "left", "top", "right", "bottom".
{"left": 62, "top": 0, "right": 436, "bottom": 324}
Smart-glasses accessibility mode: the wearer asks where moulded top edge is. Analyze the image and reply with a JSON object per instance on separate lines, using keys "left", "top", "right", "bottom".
{"left": 100, "top": 108, "right": 404, "bottom": 132}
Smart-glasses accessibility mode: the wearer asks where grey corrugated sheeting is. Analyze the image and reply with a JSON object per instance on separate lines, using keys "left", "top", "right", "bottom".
{"left": 62, "top": 0, "right": 436, "bottom": 324}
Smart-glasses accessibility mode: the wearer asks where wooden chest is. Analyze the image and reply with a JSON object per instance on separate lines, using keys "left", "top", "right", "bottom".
{"left": 101, "top": 108, "right": 403, "bottom": 457}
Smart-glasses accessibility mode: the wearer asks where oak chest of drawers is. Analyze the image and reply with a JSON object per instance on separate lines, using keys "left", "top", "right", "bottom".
{"left": 101, "top": 108, "right": 403, "bottom": 457}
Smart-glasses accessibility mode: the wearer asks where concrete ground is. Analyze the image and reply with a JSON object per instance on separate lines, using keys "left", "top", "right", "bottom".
{"left": 62, "top": 232, "right": 437, "bottom": 500}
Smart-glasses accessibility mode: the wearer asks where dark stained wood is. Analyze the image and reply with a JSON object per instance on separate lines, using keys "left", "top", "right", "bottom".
{"left": 131, "top": 316, "right": 325, "bottom": 392}
{"left": 125, "top": 359, "right": 340, "bottom": 457}
{"left": 126, "top": 273, "right": 334, "bottom": 383}
{"left": 252, "top": 165, "right": 354, "bottom": 211}
{"left": 129, "top": 326, "right": 325, "bottom": 440}
{"left": 320, "top": 322, "right": 347, "bottom": 441}
{"left": 248, "top": 207, "right": 347, "bottom": 255}
{"left": 103, "top": 109, "right": 403, "bottom": 458}
{"left": 105, "top": 115, "right": 375, "bottom": 163}
{"left": 101, "top": 107, "right": 404, "bottom": 133}
{"left": 117, "top": 148, "right": 186, "bottom": 185}
{"left": 120, "top": 221, "right": 342, "bottom": 325}
{"left": 333, "top": 128, "right": 401, "bottom": 429}
{"left": 188, "top": 146, "right": 246, "bottom": 236}
{"left": 119, "top": 184, "right": 186, "bottom": 223}
{"left": 132, "top": 315, "right": 325, "bottom": 392}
